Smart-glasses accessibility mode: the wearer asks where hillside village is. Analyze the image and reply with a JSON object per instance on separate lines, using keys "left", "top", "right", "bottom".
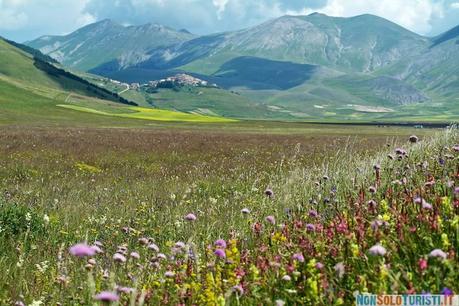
{"left": 109, "top": 73, "right": 217, "bottom": 92}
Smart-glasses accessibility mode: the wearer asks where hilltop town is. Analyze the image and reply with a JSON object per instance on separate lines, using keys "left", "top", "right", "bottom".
{"left": 109, "top": 73, "right": 217, "bottom": 91}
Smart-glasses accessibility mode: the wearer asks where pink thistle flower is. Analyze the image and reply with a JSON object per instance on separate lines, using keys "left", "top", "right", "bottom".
{"left": 113, "top": 253, "right": 127, "bottom": 263}
{"left": 185, "top": 213, "right": 197, "bottom": 221}
{"left": 69, "top": 243, "right": 96, "bottom": 258}
{"left": 130, "top": 252, "right": 140, "bottom": 259}
{"left": 157, "top": 253, "right": 167, "bottom": 260}
{"left": 292, "top": 253, "right": 305, "bottom": 262}
{"left": 414, "top": 197, "right": 432, "bottom": 210}
{"left": 116, "top": 286, "right": 134, "bottom": 294}
{"left": 214, "top": 249, "right": 226, "bottom": 258}
{"left": 241, "top": 208, "right": 251, "bottom": 214}
{"left": 138, "top": 237, "right": 149, "bottom": 245}
{"left": 429, "top": 249, "right": 447, "bottom": 260}
{"left": 214, "top": 239, "right": 227, "bottom": 249}
{"left": 147, "top": 243, "right": 159, "bottom": 252}
{"left": 174, "top": 241, "right": 185, "bottom": 249}
{"left": 306, "top": 224, "right": 316, "bottom": 232}
{"left": 315, "top": 262, "right": 324, "bottom": 270}
{"left": 91, "top": 245, "right": 103, "bottom": 254}
{"left": 282, "top": 275, "right": 291, "bottom": 281}
{"left": 308, "top": 210, "right": 318, "bottom": 218}
{"left": 232, "top": 285, "right": 244, "bottom": 295}
{"left": 409, "top": 135, "right": 419, "bottom": 143}
{"left": 418, "top": 258, "right": 428, "bottom": 271}
{"left": 368, "top": 200, "right": 377, "bottom": 209}
{"left": 368, "top": 244, "right": 387, "bottom": 256}
{"left": 334, "top": 262, "right": 345, "bottom": 278}
{"left": 94, "top": 291, "right": 119, "bottom": 302}
{"left": 265, "top": 215, "right": 276, "bottom": 225}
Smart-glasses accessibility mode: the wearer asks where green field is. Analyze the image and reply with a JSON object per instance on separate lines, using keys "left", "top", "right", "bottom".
{"left": 57, "top": 104, "right": 237, "bottom": 123}
{"left": 0, "top": 38, "right": 235, "bottom": 127}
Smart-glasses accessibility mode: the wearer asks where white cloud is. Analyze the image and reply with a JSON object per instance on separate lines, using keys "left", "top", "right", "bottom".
{"left": 0, "top": 0, "right": 28, "bottom": 30}
{"left": 213, "top": 0, "right": 229, "bottom": 19}
{"left": 451, "top": 2, "right": 459, "bottom": 8}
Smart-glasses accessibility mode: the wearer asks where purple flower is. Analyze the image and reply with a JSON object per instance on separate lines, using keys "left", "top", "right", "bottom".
{"left": 452, "top": 145, "right": 459, "bottom": 152}
{"left": 308, "top": 210, "right": 318, "bottom": 218}
{"left": 368, "top": 200, "right": 377, "bottom": 208}
{"left": 69, "top": 243, "right": 96, "bottom": 258}
{"left": 454, "top": 187, "right": 459, "bottom": 195}
{"left": 265, "top": 215, "right": 276, "bottom": 225}
{"left": 232, "top": 285, "right": 244, "bottom": 295}
{"left": 116, "top": 286, "right": 134, "bottom": 294}
{"left": 306, "top": 224, "right": 316, "bottom": 232}
{"left": 148, "top": 243, "right": 159, "bottom": 252}
{"left": 241, "top": 208, "right": 251, "bottom": 214}
{"left": 113, "top": 253, "right": 127, "bottom": 263}
{"left": 164, "top": 271, "right": 175, "bottom": 278}
{"left": 130, "top": 252, "right": 140, "bottom": 259}
{"left": 414, "top": 197, "right": 432, "bottom": 210}
{"left": 157, "top": 253, "right": 167, "bottom": 260}
{"left": 441, "top": 287, "right": 454, "bottom": 296}
{"left": 214, "top": 249, "right": 226, "bottom": 258}
{"left": 371, "top": 219, "right": 384, "bottom": 231}
{"left": 429, "top": 249, "right": 447, "bottom": 260}
{"left": 315, "top": 262, "right": 324, "bottom": 270}
{"left": 368, "top": 244, "right": 387, "bottom": 256}
{"left": 292, "top": 253, "right": 305, "bottom": 262}
{"left": 94, "top": 291, "right": 119, "bottom": 302}
{"left": 214, "top": 239, "right": 227, "bottom": 249}
{"left": 185, "top": 213, "right": 197, "bottom": 221}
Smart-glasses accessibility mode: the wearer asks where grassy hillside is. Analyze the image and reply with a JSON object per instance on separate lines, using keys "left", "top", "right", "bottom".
{"left": 0, "top": 38, "right": 234, "bottom": 125}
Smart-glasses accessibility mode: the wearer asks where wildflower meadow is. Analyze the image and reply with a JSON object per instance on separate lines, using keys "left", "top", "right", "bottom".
{"left": 0, "top": 126, "right": 457, "bottom": 305}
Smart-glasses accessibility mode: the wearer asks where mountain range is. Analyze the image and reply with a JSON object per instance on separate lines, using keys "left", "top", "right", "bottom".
{"left": 24, "top": 13, "right": 459, "bottom": 122}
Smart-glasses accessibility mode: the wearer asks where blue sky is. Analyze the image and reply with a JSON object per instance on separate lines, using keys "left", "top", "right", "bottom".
{"left": 1, "top": 0, "right": 459, "bottom": 42}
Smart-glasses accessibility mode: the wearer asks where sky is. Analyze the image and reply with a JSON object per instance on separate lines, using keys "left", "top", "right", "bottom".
{"left": 1, "top": 0, "right": 459, "bottom": 42}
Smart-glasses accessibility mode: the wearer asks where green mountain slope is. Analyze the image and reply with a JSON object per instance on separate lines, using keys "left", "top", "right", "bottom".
{"left": 128, "top": 13, "right": 428, "bottom": 75}
{"left": 25, "top": 13, "right": 459, "bottom": 123}
{"left": 0, "top": 38, "right": 232, "bottom": 125}
{"left": 27, "top": 19, "right": 195, "bottom": 71}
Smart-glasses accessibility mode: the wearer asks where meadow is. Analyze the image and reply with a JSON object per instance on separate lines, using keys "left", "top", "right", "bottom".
{"left": 0, "top": 123, "right": 457, "bottom": 305}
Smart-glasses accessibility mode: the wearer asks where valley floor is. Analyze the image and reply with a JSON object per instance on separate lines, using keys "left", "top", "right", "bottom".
{"left": 0, "top": 124, "right": 457, "bottom": 305}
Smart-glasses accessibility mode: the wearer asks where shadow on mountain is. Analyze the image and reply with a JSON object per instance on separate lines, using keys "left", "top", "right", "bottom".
{"left": 431, "top": 25, "right": 459, "bottom": 48}
{"left": 213, "top": 56, "right": 318, "bottom": 90}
